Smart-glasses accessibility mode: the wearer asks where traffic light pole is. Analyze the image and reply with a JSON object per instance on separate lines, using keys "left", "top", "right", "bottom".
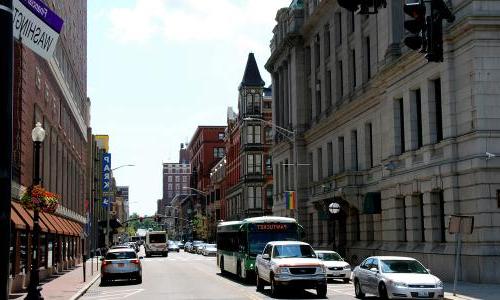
{"left": 0, "top": 1, "right": 13, "bottom": 299}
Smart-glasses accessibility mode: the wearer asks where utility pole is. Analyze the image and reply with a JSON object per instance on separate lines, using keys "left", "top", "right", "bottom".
{"left": 0, "top": 0, "right": 13, "bottom": 298}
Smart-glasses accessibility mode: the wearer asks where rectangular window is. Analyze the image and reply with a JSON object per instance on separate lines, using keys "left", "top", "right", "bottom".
{"left": 338, "top": 136, "right": 345, "bottom": 173}
{"left": 317, "top": 147, "right": 323, "bottom": 180}
{"left": 305, "top": 46, "right": 311, "bottom": 75}
{"left": 247, "top": 154, "right": 262, "bottom": 174}
{"left": 247, "top": 125, "right": 261, "bottom": 144}
{"left": 419, "top": 193, "right": 425, "bottom": 242}
{"left": 365, "top": 37, "right": 371, "bottom": 81}
{"left": 414, "top": 89, "right": 423, "bottom": 148}
{"left": 351, "top": 49, "right": 356, "bottom": 89}
{"left": 265, "top": 156, "right": 272, "bottom": 175}
{"left": 265, "top": 127, "right": 273, "bottom": 143}
{"left": 315, "top": 80, "right": 322, "bottom": 118}
{"left": 434, "top": 79, "right": 443, "bottom": 143}
{"left": 398, "top": 197, "right": 407, "bottom": 242}
{"left": 439, "top": 190, "right": 445, "bottom": 242}
{"left": 350, "top": 11, "right": 355, "bottom": 33}
{"left": 351, "top": 130, "right": 358, "bottom": 171}
{"left": 327, "top": 142, "right": 333, "bottom": 176}
{"left": 213, "top": 147, "right": 225, "bottom": 158}
{"left": 365, "top": 123, "right": 373, "bottom": 168}
{"left": 335, "top": 12, "right": 342, "bottom": 46}
{"left": 218, "top": 132, "right": 225, "bottom": 140}
{"left": 314, "top": 34, "right": 320, "bottom": 67}
{"left": 337, "top": 60, "right": 343, "bottom": 101}
{"left": 396, "top": 98, "right": 405, "bottom": 154}
{"left": 324, "top": 23, "right": 331, "bottom": 58}
{"left": 326, "top": 70, "right": 332, "bottom": 107}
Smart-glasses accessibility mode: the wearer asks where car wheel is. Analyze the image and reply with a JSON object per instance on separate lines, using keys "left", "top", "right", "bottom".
{"left": 343, "top": 278, "right": 350, "bottom": 283}
{"left": 270, "top": 275, "right": 280, "bottom": 298}
{"left": 177, "top": 249, "right": 179, "bottom": 252}
{"left": 136, "top": 276, "right": 142, "bottom": 284}
{"left": 316, "top": 284, "right": 327, "bottom": 298}
{"left": 256, "top": 270, "right": 264, "bottom": 292}
{"left": 145, "top": 252, "right": 151, "bottom": 258}
{"left": 378, "top": 282, "right": 388, "bottom": 300}
{"left": 354, "top": 279, "right": 365, "bottom": 299}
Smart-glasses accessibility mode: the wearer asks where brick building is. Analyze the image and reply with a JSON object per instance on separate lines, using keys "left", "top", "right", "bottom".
{"left": 9, "top": 0, "right": 88, "bottom": 293}
{"left": 267, "top": 0, "right": 500, "bottom": 283}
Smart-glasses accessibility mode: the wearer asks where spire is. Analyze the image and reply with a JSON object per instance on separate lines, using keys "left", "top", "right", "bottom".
{"left": 240, "top": 53, "right": 265, "bottom": 88}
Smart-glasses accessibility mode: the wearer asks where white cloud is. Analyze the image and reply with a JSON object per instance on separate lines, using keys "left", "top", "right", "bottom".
{"left": 107, "top": 0, "right": 289, "bottom": 44}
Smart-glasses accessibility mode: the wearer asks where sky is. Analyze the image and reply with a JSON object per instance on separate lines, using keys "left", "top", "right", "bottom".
{"left": 87, "top": 0, "right": 291, "bottom": 216}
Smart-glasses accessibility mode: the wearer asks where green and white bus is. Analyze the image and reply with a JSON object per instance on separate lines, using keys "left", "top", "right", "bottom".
{"left": 216, "top": 216, "right": 303, "bottom": 280}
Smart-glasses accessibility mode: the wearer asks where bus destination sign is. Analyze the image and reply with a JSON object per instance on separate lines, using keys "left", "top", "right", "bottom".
{"left": 253, "top": 223, "right": 290, "bottom": 231}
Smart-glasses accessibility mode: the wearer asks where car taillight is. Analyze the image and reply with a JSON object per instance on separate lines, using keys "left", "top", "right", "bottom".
{"left": 101, "top": 260, "right": 108, "bottom": 267}
{"left": 131, "top": 259, "right": 140, "bottom": 264}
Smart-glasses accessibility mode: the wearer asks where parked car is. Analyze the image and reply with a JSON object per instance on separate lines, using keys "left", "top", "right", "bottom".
{"left": 315, "top": 250, "right": 351, "bottom": 283}
{"left": 177, "top": 241, "right": 185, "bottom": 249}
{"left": 184, "top": 242, "right": 192, "bottom": 252}
{"left": 352, "top": 256, "right": 444, "bottom": 299}
{"left": 144, "top": 231, "right": 168, "bottom": 257}
{"left": 255, "top": 241, "right": 327, "bottom": 298}
{"left": 101, "top": 248, "right": 143, "bottom": 284}
{"left": 195, "top": 243, "right": 206, "bottom": 255}
{"left": 191, "top": 240, "right": 204, "bottom": 253}
{"left": 127, "top": 242, "right": 139, "bottom": 252}
{"left": 201, "top": 244, "right": 217, "bottom": 256}
{"left": 168, "top": 240, "right": 180, "bottom": 252}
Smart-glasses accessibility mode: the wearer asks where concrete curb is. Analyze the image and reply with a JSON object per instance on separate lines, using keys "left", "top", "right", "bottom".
{"left": 69, "top": 273, "right": 101, "bottom": 300}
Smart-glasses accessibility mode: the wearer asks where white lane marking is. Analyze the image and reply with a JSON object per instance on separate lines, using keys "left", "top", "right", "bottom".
{"left": 82, "top": 288, "right": 144, "bottom": 300}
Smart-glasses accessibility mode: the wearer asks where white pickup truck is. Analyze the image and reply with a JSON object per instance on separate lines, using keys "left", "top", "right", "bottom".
{"left": 255, "top": 241, "right": 327, "bottom": 298}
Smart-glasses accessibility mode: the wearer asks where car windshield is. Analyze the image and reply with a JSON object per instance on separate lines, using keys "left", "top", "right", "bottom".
{"left": 105, "top": 251, "right": 136, "bottom": 260}
{"left": 380, "top": 260, "right": 428, "bottom": 274}
{"left": 149, "top": 234, "right": 166, "bottom": 243}
{"left": 317, "top": 252, "right": 343, "bottom": 261}
{"left": 248, "top": 231, "right": 298, "bottom": 256}
{"left": 205, "top": 244, "right": 216, "bottom": 248}
{"left": 273, "top": 244, "right": 316, "bottom": 258}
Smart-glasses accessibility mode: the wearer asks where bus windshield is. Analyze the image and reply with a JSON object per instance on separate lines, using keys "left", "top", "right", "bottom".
{"left": 248, "top": 230, "right": 298, "bottom": 256}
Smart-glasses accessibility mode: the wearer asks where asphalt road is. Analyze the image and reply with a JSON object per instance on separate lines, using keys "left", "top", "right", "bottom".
{"left": 80, "top": 248, "right": 369, "bottom": 300}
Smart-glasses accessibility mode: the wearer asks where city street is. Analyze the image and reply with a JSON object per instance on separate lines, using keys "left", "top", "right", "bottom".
{"left": 80, "top": 249, "right": 362, "bottom": 300}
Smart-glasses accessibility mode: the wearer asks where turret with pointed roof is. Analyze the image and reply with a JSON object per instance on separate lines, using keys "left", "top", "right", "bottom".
{"left": 240, "top": 53, "right": 265, "bottom": 89}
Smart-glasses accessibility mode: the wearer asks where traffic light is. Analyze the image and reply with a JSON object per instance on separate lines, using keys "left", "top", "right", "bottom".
{"left": 139, "top": 216, "right": 144, "bottom": 222}
{"left": 403, "top": 1, "right": 427, "bottom": 51}
{"left": 426, "top": 0, "right": 455, "bottom": 62}
{"left": 338, "top": 0, "right": 386, "bottom": 14}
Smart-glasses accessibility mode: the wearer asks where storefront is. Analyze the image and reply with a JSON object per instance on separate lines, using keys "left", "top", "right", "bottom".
{"left": 9, "top": 201, "right": 83, "bottom": 293}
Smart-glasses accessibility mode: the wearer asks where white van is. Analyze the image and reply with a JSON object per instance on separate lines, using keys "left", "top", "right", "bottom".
{"left": 145, "top": 231, "right": 168, "bottom": 257}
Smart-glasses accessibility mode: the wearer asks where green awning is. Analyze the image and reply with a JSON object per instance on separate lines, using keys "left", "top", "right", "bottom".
{"left": 363, "top": 192, "right": 381, "bottom": 214}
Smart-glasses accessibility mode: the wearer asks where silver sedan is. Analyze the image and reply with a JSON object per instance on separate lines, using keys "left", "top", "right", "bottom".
{"left": 352, "top": 256, "right": 444, "bottom": 299}
{"left": 101, "top": 248, "right": 143, "bottom": 284}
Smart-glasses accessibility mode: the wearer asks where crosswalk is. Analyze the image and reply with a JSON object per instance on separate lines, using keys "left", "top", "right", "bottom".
{"left": 80, "top": 288, "right": 144, "bottom": 300}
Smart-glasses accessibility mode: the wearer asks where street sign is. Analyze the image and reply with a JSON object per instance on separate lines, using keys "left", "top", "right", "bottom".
{"left": 102, "top": 198, "right": 109, "bottom": 208}
{"left": 102, "top": 153, "right": 111, "bottom": 192}
{"left": 448, "top": 215, "right": 474, "bottom": 234}
{"left": 12, "top": 0, "right": 63, "bottom": 60}
{"left": 329, "top": 202, "right": 340, "bottom": 214}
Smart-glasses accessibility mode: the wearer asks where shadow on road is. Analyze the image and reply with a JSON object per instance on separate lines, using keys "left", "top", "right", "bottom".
{"left": 258, "top": 288, "right": 323, "bottom": 299}
{"left": 216, "top": 271, "right": 255, "bottom": 287}
{"left": 99, "top": 279, "right": 141, "bottom": 287}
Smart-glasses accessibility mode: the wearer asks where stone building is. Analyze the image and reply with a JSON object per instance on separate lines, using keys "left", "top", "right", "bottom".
{"left": 267, "top": 0, "right": 500, "bottom": 283}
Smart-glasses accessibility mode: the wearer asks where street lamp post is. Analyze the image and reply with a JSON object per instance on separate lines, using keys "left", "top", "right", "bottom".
{"left": 183, "top": 187, "right": 208, "bottom": 240}
{"left": 26, "top": 122, "right": 45, "bottom": 300}
{"left": 106, "top": 164, "right": 135, "bottom": 248}
{"left": 244, "top": 117, "right": 300, "bottom": 223}
{"left": 329, "top": 202, "right": 340, "bottom": 252}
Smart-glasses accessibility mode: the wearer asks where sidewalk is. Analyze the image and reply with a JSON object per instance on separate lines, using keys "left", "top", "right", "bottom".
{"left": 444, "top": 281, "right": 500, "bottom": 300}
{"left": 10, "top": 258, "right": 101, "bottom": 300}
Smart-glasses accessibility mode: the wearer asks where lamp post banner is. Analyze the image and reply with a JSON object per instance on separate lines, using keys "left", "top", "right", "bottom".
{"left": 102, "top": 153, "right": 111, "bottom": 192}
{"left": 12, "top": 0, "right": 63, "bottom": 60}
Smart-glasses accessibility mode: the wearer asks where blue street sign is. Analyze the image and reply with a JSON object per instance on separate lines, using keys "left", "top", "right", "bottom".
{"left": 102, "top": 153, "right": 111, "bottom": 192}
{"left": 102, "top": 198, "right": 109, "bottom": 208}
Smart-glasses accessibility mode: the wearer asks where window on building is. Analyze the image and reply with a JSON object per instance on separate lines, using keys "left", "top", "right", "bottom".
{"left": 168, "top": 183, "right": 173, "bottom": 190}
{"left": 433, "top": 78, "right": 443, "bottom": 143}
{"left": 337, "top": 60, "right": 343, "bottom": 102}
{"left": 265, "top": 156, "right": 272, "bottom": 175}
{"left": 314, "top": 34, "right": 320, "bottom": 67}
{"left": 350, "top": 11, "right": 355, "bottom": 33}
{"left": 247, "top": 125, "right": 261, "bottom": 144}
{"left": 248, "top": 186, "right": 262, "bottom": 209}
{"left": 413, "top": 89, "right": 423, "bottom": 149}
{"left": 395, "top": 98, "right": 405, "bottom": 154}
{"left": 335, "top": 12, "right": 342, "bottom": 46}
{"left": 175, "top": 176, "right": 180, "bottom": 182}
{"left": 183, "top": 176, "right": 187, "bottom": 182}
{"left": 266, "top": 186, "right": 273, "bottom": 209}
{"left": 263, "top": 100, "right": 272, "bottom": 109}
{"left": 338, "top": 136, "right": 345, "bottom": 173}
{"left": 315, "top": 80, "right": 322, "bottom": 118}
{"left": 246, "top": 93, "right": 261, "bottom": 115}
{"left": 317, "top": 147, "right": 323, "bottom": 180}
{"left": 326, "top": 70, "right": 332, "bottom": 107}
{"left": 305, "top": 46, "right": 312, "bottom": 75}
{"left": 247, "top": 154, "right": 262, "bottom": 174}
{"left": 418, "top": 193, "right": 425, "bottom": 242}
{"left": 327, "top": 142, "right": 333, "bottom": 177}
{"left": 351, "top": 49, "right": 356, "bottom": 90}
{"left": 365, "top": 123, "right": 373, "bottom": 168}
{"left": 213, "top": 147, "right": 225, "bottom": 158}
{"left": 364, "top": 36, "right": 371, "bottom": 81}
{"left": 351, "top": 130, "right": 358, "bottom": 171}
{"left": 397, "top": 196, "right": 407, "bottom": 242}
{"left": 324, "top": 23, "right": 331, "bottom": 58}
{"left": 218, "top": 132, "right": 225, "bottom": 140}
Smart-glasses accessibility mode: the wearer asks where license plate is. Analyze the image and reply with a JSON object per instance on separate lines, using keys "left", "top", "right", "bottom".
{"left": 332, "top": 272, "right": 340, "bottom": 276}
{"left": 418, "top": 292, "right": 428, "bottom": 297}
{"left": 118, "top": 263, "right": 124, "bottom": 267}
